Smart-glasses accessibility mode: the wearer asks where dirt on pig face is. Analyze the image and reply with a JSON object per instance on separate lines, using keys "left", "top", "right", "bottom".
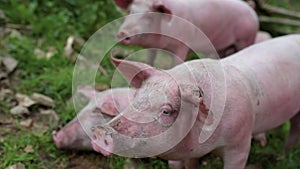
{"left": 108, "top": 79, "right": 181, "bottom": 138}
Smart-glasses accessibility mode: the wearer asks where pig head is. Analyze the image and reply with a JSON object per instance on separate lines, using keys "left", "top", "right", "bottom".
{"left": 114, "top": 0, "right": 259, "bottom": 63}
{"left": 52, "top": 87, "right": 135, "bottom": 151}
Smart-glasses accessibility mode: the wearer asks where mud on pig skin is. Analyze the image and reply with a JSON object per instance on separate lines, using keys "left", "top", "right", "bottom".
{"left": 92, "top": 34, "right": 300, "bottom": 169}
{"left": 52, "top": 87, "right": 135, "bottom": 150}
{"left": 114, "top": 0, "right": 259, "bottom": 64}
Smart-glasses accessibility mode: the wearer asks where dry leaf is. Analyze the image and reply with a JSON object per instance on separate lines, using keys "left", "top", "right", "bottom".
{"left": 39, "top": 109, "right": 59, "bottom": 122}
{"left": 31, "top": 93, "right": 55, "bottom": 107}
{"left": 0, "top": 88, "right": 13, "bottom": 101}
{"left": 64, "top": 36, "right": 75, "bottom": 59}
{"left": 46, "top": 46, "right": 57, "bottom": 59}
{"left": 1, "top": 56, "right": 18, "bottom": 73}
{"left": 0, "top": 113, "right": 14, "bottom": 124}
{"left": 6, "top": 162, "right": 26, "bottom": 169}
{"left": 94, "top": 84, "right": 109, "bottom": 91}
{"left": 10, "top": 105, "right": 29, "bottom": 115}
{"left": 15, "top": 93, "right": 36, "bottom": 107}
{"left": 34, "top": 48, "right": 46, "bottom": 59}
{"left": 24, "top": 145, "right": 34, "bottom": 153}
{"left": 20, "top": 119, "right": 33, "bottom": 128}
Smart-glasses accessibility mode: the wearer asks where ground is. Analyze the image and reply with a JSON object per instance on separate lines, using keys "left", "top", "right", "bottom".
{"left": 1, "top": 0, "right": 300, "bottom": 169}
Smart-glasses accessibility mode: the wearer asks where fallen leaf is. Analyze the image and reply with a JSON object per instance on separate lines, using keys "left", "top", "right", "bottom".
{"left": 64, "top": 36, "right": 75, "bottom": 59}
{"left": 24, "top": 145, "right": 34, "bottom": 153}
{"left": 0, "top": 9, "right": 7, "bottom": 26}
{"left": 1, "top": 56, "right": 18, "bottom": 73}
{"left": 39, "top": 109, "right": 59, "bottom": 122}
{"left": 10, "top": 105, "right": 29, "bottom": 115}
{"left": 32, "top": 123, "right": 48, "bottom": 135}
{"left": 34, "top": 48, "right": 46, "bottom": 59}
{"left": 6, "top": 162, "right": 26, "bottom": 169}
{"left": 64, "top": 36, "right": 85, "bottom": 61}
{"left": 0, "top": 72, "right": 7, "bottom": 80}
{"left": 15, "top": 93, "right": 36, "bottom": 107}
{"left": 8, "top": 29, "right": 22, "bottom": 39}
{"left": 46, "top": 46, "right": 57, "bottom": 59}
{"left": 0, "top": 113, "right": 14, "bottom": 124}
{"left": 94, "top": 84, "right": 109, "bottom": 91}
{"left": 31, "top": 93, "right": 55, "bottom": 107}
{"left": 20, "top": 119, "right": 33, "bottom": 128}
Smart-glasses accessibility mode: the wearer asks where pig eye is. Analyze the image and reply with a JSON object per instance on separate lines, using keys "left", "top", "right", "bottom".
{"left": 162, "top": 109, "right": 171, "bottom": 115}
{"left": 161, "top": 105, "right": 173, "bottom": 116}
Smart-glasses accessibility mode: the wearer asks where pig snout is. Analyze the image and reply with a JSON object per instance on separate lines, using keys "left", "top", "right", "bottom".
{"left": 52, "top": 121, "right": 92, "bottom": 150}
{"left": 91, "top": 126, "right": 114, "bottom": 156}
{"left": 52, "top": 130, "right": 66, "bottom": 149}
{"left": 117, "top": 31, "right": 132, "bottom": 45}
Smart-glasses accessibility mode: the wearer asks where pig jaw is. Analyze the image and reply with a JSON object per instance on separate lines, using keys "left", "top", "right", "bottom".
{"left": 91, "top": 126, "right": 114, "bottom": 156}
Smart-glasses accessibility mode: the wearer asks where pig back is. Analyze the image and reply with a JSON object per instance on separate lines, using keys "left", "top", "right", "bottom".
{"left": 222, "top": 35, "right": 300, "bottom": 134}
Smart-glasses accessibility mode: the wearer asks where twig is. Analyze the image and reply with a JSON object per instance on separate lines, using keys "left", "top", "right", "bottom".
{"left": 98, "top": 65, "right": 109, "bottom": 77}
{"left": 260, "top": 2, "right": 300, "bottom": 19}
{"left": 6, "top": 23, "right": 32, "bottom": 30}
{"left": 259, "top": 16, "right": 300, "bottom": 27}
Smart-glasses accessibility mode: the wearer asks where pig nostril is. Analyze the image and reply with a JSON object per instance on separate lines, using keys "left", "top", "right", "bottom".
{"left": 125, "top": 37, "right": 130, "bottom": 41}
{"left": 104, "top": 139, "right": 108, "bottom": 146}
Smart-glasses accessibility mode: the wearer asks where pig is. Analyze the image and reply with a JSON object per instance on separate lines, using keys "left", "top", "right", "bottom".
{"left": 91, "top": 34, "right": 300, "bottom": 169}
{"left": 52, "top": 87, "right": 135, "bottom": 150}
{"left": 255, "top": 31, "right": 272, "bottom": 44}
{"left": 115, "top": 0, "right": 259, "bottom": 64}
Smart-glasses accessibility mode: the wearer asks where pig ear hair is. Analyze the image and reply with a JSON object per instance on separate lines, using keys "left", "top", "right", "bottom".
{"left": 179, "top": 84, "right": 213, "bottom": 124}
{"left": 114, "top": 0, "right": 133, "bottom": 9}
{"left": 110, "top": 52, "right": 156, "bottom": 88}
{"left": 153, "top": 1, "right": 172, "bottom": 15}
{"left": 179, "top": 84, "right": 204, "bottom": 105}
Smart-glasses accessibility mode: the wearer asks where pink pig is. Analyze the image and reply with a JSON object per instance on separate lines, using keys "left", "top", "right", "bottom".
{"left": 52, "top": 87, "right": 135, "bottom": 150}
{"left": 115, "top": 0, "right": 259, "bottom": 64}
{"left": 92, "top": 34, "right": 300, "bottom": 169}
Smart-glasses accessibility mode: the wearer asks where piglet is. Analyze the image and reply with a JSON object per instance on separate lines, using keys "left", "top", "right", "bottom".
{"left": 92, "top": 34, "right": 300, "bottom": 169}
{"left": 52, "top": 87, "right": 135, "bottom": 151}
{"left": 115, "top": 0, "right": 259, "bottom": 64}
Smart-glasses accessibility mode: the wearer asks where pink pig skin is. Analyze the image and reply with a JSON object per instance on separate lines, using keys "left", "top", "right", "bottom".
{"left": 114, "top": 0, "right": 259, "bottom": 64}
{"left": 92, "top": 35, "right": 300, "bottom": 169}
{"left": 52, "top": 87, "right": 135, "bottom": 150}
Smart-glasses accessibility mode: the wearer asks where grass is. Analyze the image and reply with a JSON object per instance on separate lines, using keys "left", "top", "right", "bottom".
{"left": 0, "top": 0, "right": 300, "bottom": 169}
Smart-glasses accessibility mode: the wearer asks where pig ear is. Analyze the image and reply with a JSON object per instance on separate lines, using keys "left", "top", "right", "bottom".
{"left": 77, "top": 85, "right": 97, "bottom": 100}
{"left": 153, "top": 1, "right": 172, "bottom": 15}
{"left": 110, "top": 52, "right": 156, "bottom": 88}
{"left": 114, "top": 0, "right": 133, "bottom": 9}
{"left": 179, "top": 84, "right": 213, "bottom": 125}
{"left": 100, "top": 99, "right": 120, "bottom": 117}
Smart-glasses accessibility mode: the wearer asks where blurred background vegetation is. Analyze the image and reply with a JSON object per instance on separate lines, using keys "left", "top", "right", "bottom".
{"left": 0, "top": 0, "right": 299, "bottom": 169}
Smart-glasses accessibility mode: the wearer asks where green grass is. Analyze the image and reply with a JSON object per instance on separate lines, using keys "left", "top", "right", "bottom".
{"left": 0, "top": 0, "right": 300, "bottom": 168}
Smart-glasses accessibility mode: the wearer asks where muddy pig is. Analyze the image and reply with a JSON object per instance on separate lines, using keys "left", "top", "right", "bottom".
{"left": 92, "top": 34, "right": 300, "bottom": 169}
{"left": 52, "top": 87, "right": 135, "bottom": 150}
{"left": 115, "top": 0, "right": 259, "bottom": 64}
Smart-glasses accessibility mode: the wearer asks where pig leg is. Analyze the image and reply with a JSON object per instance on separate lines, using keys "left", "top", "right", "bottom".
{"left": 234, "top": 18, "right": 257, "bottom": 52}
{"left": 147, "top": 49, "right": 157, "bottom": 66}
{"left": 218, "top": 136, "right": 252, "bottom": 169}
{"left": 168, "top": 159, "right": 198, "bottom": 169}
{"left": 168, "top": 160, "right": 184, "bottom": 169}
{"left": 284, "top": 111, "right": 300, "bottom": 151}
{"left": 184, "top": 158, "right": 199, "bottom": 169}
{"left": 172, "top": 46, "right": 189, "bottom": 65}
{"left": 253, "top": 133, "right": 267, "bottom": 147}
